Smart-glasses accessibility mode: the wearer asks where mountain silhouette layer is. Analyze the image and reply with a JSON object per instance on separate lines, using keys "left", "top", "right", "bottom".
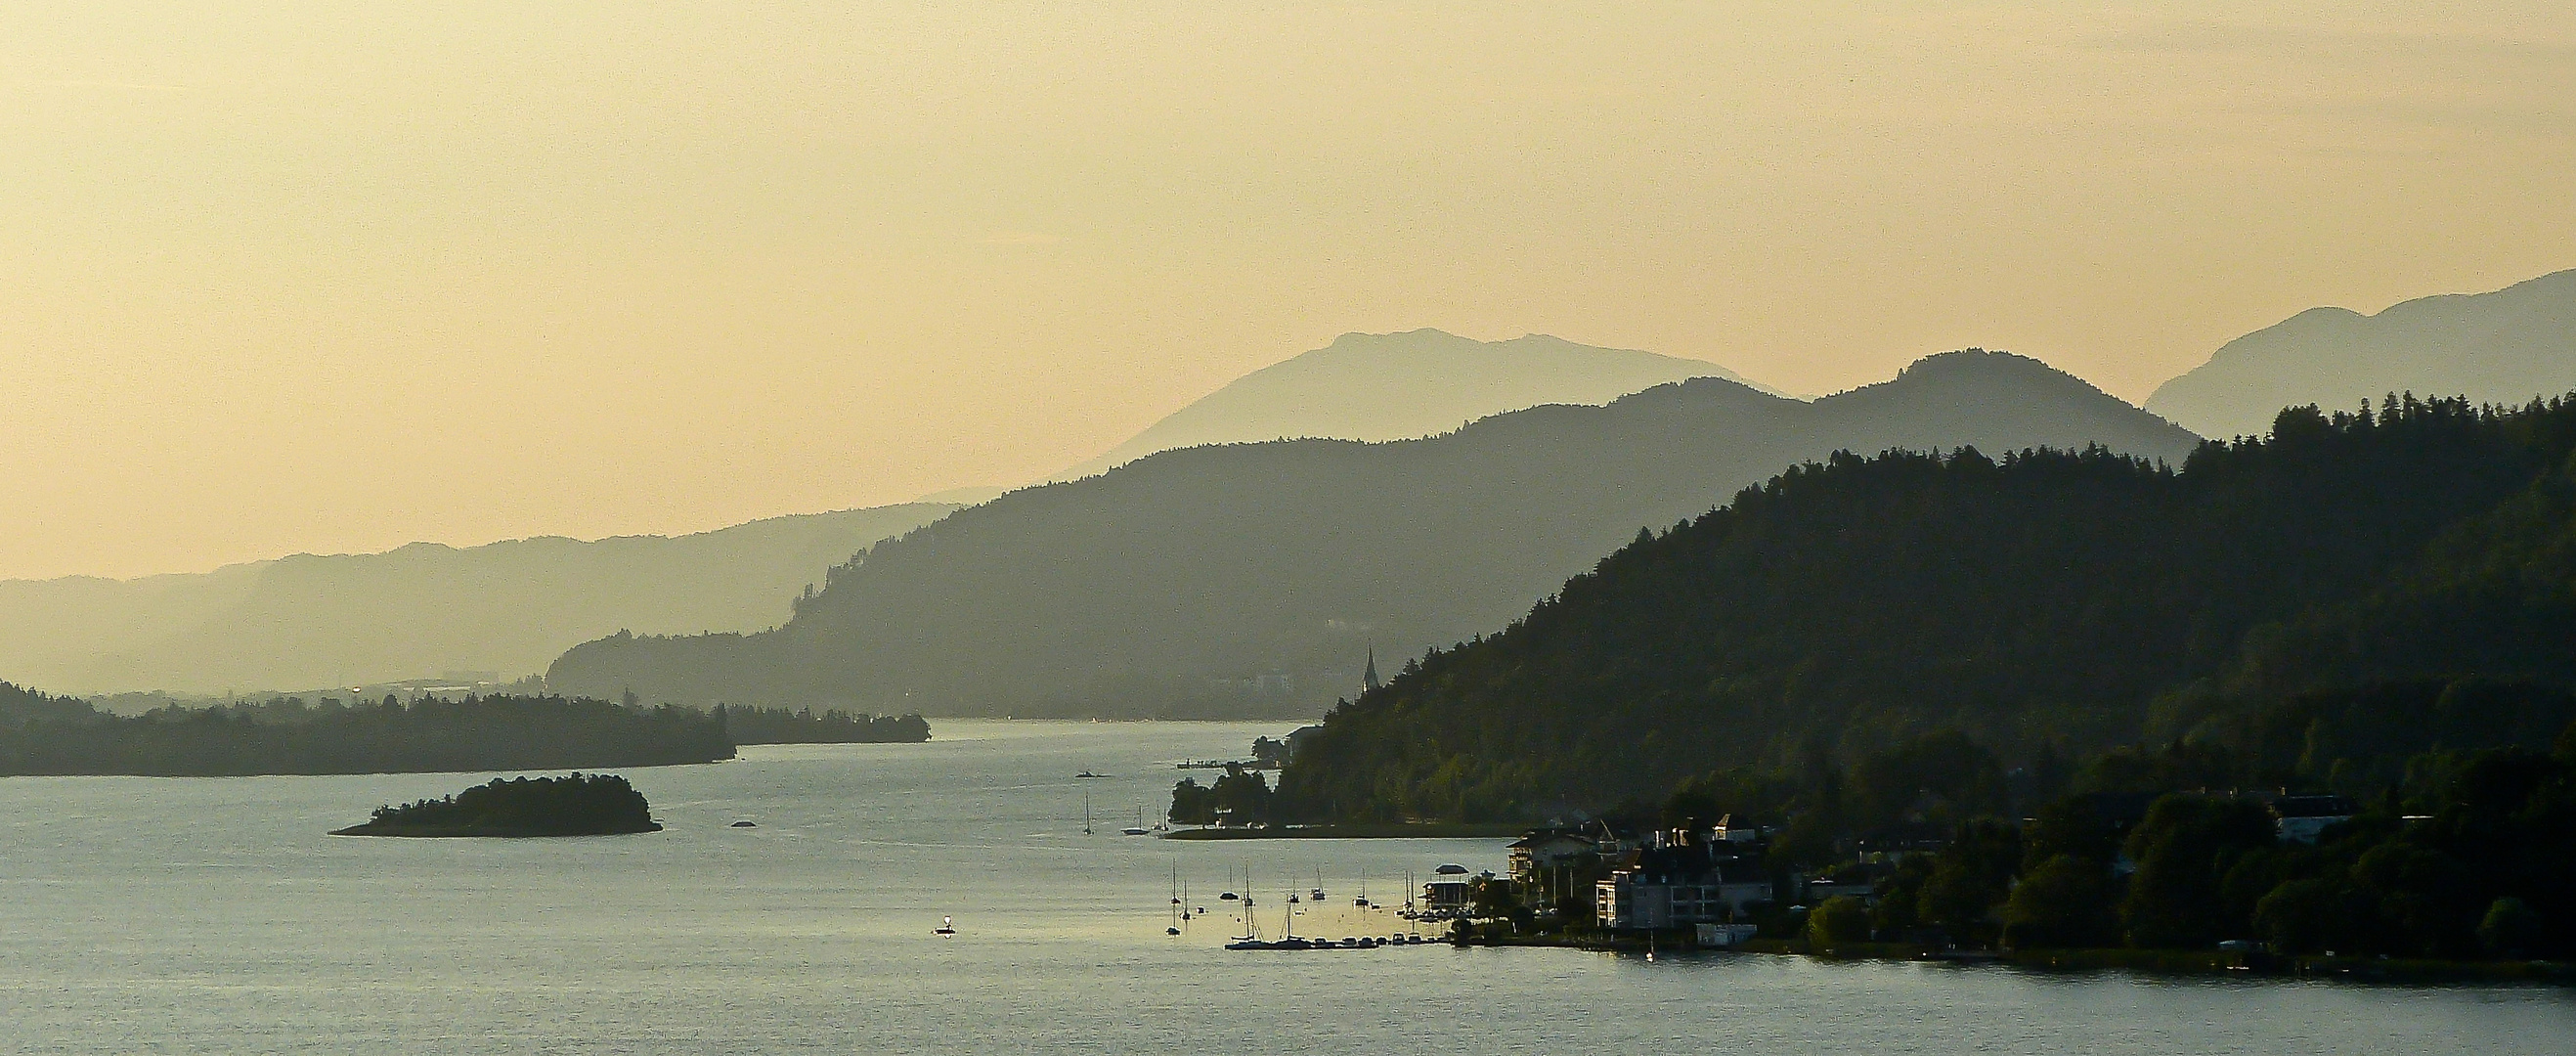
{"left": 0, "top": 504, "right": 956, "bottom": 694}
{"left": 1052, "top": 329, "right": 1775, "bottom": 480}
{"left": 2148, "top": 269, "right": 2576, "bottom": 438}
{"left": 549, "top": 350, "right": 2198, "bottom": 719}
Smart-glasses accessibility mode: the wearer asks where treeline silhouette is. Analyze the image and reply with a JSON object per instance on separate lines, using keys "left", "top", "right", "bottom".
{"left": 1166, "top": 764, "right": 1278, "bottom": 825}
{"left": 718, "top": 705, "right": 930, "bottom": 744}
{"left": 0, "top": 687, "right": 732, "bottom": 776}
{"left": 336, "top": 773, "right": 659, "bottom": 837}
{"left": 1280, "top": 394, "right": 2576, "bottom": 823}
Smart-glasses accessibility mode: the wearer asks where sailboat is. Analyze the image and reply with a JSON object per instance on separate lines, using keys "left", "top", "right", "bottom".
{"left": 1310, "top": 865, "right": 1325, "bottom": 902}
{"left": 1355, "top": 867, "right": 1370, "bottom": 908}
{"left": 1123, "top": 807, "right": 1149, "bottom": 837}
{"left": 1082, "top": 789, "right": 1093, "bottom": 835}
{"left": 1166, "top": 863, "right": 1183, "bottom": 935}
{"left": 1272, "top": 884, "right": 1312, "bottom": 949}
{"left": 1224, "top": 871, "right": 1270, "bottom": 949}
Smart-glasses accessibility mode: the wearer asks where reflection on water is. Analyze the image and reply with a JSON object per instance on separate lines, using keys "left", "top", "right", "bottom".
{"left": 1, "top": 721, "right": 2567, "bottom": 1055}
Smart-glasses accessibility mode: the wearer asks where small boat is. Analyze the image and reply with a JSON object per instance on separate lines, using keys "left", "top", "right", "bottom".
{"left": 1074, "top": 770, "right": 1106, "bottom": 778}
{"left": 729, "top": 820, "right": 757, "bottom": 828}
{"left": 933, "top": 915, "right": 957, "bottom": 936}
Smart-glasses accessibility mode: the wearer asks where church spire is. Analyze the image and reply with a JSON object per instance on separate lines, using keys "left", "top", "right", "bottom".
{"left": 1363, "top": 649, "right": 1382, "bottom": 693}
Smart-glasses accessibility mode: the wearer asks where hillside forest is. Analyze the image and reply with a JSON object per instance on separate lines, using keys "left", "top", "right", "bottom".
{"left": 1278, "top": 395, "right": 2576, "bottom": 824}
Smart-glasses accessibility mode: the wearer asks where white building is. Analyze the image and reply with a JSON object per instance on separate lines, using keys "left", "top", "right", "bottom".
{"left": 1594, "top": 842, "right": 1771, "bottom": 931}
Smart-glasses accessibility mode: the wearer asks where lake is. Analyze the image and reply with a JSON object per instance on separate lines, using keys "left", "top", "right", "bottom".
{"left": 1, "top": 720, "right": 2567, "bottom": 1054}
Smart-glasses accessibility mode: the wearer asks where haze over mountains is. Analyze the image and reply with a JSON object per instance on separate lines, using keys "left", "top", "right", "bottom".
{"left": 41, "top": 260, "right": 2564, "bottom": 708}
{"left": 0, "top": 330, "right": 1759, "bottom": 700}
{"left": 549, "top": 350, "right": 2199, "bottom": 719}
{"left": 2149, "top": 269, "right": 2576, "bottom": 439}
{"left": 1051, "top": 330, "right": 1771, "bottom": 480}
{"left": 0, "top": 504, "right": 955, "bottom": 694}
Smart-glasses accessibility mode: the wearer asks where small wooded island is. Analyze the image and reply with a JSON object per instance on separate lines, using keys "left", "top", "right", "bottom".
{"left": 332, "top": 772, "right": 660, "bottom": 837}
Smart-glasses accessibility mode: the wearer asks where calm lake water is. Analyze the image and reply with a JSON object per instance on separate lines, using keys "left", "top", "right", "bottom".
{"left": 2, "top": 721, "right": 2568, "bottom": 1054}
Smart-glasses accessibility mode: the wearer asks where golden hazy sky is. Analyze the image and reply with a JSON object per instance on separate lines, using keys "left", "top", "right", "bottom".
{"left": 4, "top": 1, "right": 2571, "bottom": 579}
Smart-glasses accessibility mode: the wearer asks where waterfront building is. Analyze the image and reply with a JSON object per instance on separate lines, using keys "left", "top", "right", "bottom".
{"left": 1593, "top": 833, "right": 1773, "bottom": 932}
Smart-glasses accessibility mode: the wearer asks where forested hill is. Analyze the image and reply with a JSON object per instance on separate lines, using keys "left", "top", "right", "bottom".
{"left": 1275, "top": 395, "right": 2576, "bottom": 822}
{"left": 549, "top": 350, "right": 2197, "bottom": 718}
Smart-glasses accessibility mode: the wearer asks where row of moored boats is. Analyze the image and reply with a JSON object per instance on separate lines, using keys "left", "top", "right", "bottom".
{"left": 1224, "top": 934, "right": 1432, "bottom": 950}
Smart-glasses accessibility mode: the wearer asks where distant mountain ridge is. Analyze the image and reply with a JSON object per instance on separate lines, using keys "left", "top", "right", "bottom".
{"left": 0, "top": 504, "right": 957, "bottom": 694}
{"left": 1053, "top": 329, "right": 1776, "bottom": 479}
{"left": 549, "top": 349, "right": 2198, "bottom": 719}
{"left": 2148, "top": 269, "right": 2576, "bottom": 438}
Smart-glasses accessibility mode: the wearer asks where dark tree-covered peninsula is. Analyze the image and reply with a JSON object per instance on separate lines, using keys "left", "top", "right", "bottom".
{"left": 333, "top": 773, "right": 659, "bottom": 837}
{"left": 0, "top": 689, "right": 732, "bottom": 776}
{"left": 1281, "top": 394, "right": 2576, "bottom": 822}
{"left": 719, "top": 705, "right": 931, "bottom": 744}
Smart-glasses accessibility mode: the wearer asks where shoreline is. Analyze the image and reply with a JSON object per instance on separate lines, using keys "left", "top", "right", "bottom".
{"left": 328, "top": 821, "right": 664, "bottom": 838}
{"left": 1160, "top": 823, "right": 1526, "bottom": 840}
{"left": 1454, "top": 930, "right": 2575, "bottom": 985}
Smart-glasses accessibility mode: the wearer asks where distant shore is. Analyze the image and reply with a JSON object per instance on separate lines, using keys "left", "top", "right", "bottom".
{"left": 1161, "top": 823, "right": 1524, "bottom": 840}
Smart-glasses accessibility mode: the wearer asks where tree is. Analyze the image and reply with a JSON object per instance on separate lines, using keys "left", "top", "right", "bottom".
{"left": 2251, "top": 876, "right": 2367, "bottom": 955}
{"left": 1848, "top": 731, "right": 2007, "bottom": 835}
{"left": 1918, "top": 820, "right": 2022, "bottom": 945}
{"left": 1807, "top": 896, "right": 1871, "bottom": 948}
{"left": 1167, "top": 778, "right": 1216, "bottom": 825}
{"left": 2019, "top": 795, "right": 2119, "bottom": 871}
{"left": 1870, "top": 854, "right": 1936, "bottom": 937}
{"left": 2118, "top": 795, "right": 2277, "bottom": 948}
{"left": 1999, "top": 855, "right": 2120, "bottom": 949}
{"left": 2477, "top": 897, "right": 2544, "bottom": 958}
{"left": 1208, "top": 766, "right": 1274, "bottom": 825}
